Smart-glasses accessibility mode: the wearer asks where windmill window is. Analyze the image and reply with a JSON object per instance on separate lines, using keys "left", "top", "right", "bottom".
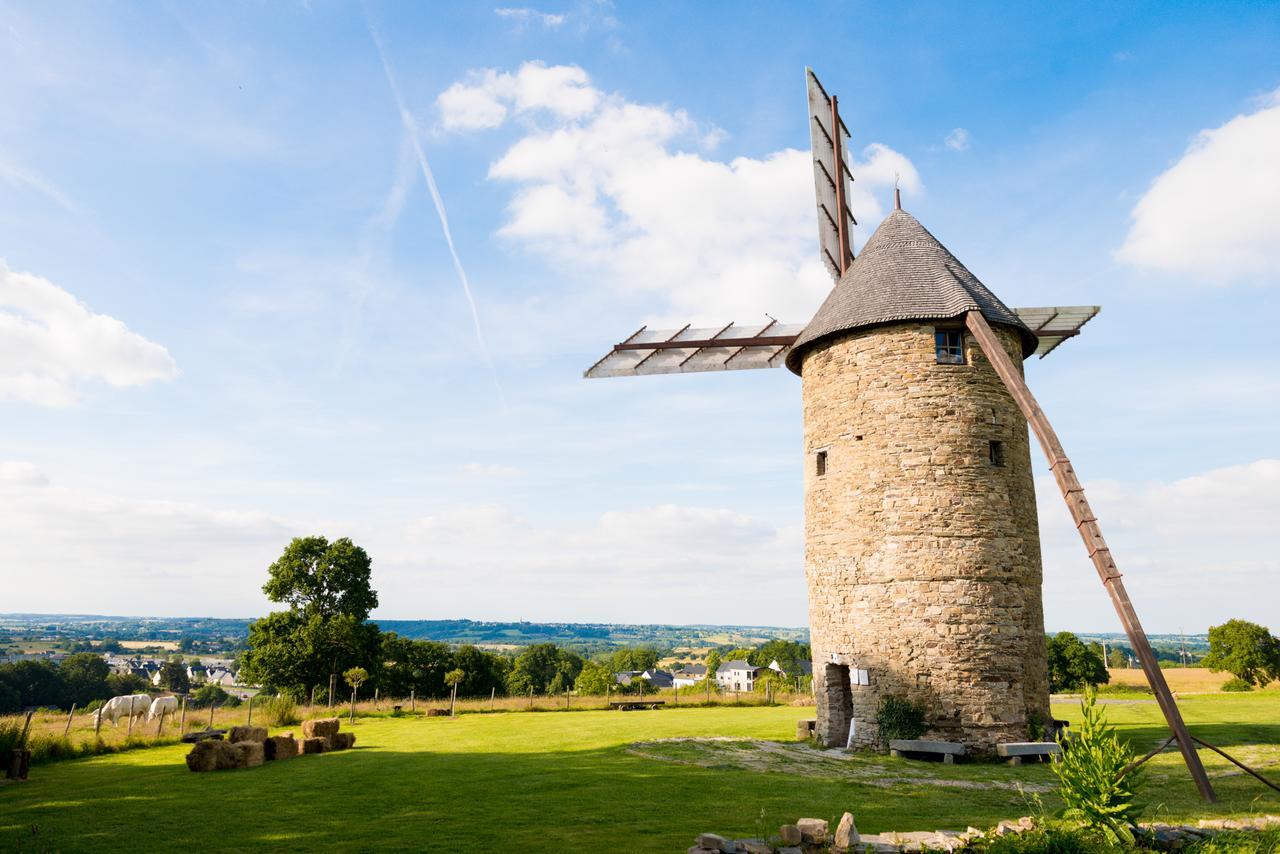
{"left": 935, "top": 329, "right": 965, "bottom": 364}
{"left": 989, "top": 440, "right": 1005, "bottom": 467}
{"left": 815, "top": 450, "right": 828, "bottom": 477}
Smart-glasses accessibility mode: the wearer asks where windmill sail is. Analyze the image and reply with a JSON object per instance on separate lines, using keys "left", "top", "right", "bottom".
{"left": 584, "top": 321, "right": 805, "bottom": 379}
{"left": 1012, "top": 305, "right": 1101, "bottom": 358}
{"left": 807, "top": 68, "right": 856, "bottom": 280}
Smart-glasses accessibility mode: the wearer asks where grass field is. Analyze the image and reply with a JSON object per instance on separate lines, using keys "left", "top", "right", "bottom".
{"left": 2, "top": 694, "right": 1278, "bottom": 852}
{"left": 1105, "top": 667, "right": 1280, "bottom": 693}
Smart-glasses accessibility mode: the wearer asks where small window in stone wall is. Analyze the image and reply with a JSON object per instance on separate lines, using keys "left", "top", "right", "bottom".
{"left": 935, "top": 329, "right": 965, "bottom": 364}
{"left": 989, "top": 440, "right": 1005, "bottom": 467}
{"left": 815, "top": 449, "right": 828, "bottom": 477}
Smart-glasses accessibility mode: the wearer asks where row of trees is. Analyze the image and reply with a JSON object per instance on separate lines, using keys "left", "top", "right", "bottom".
{"left": 0, "top": 654, "right": 149, "bottom": 714}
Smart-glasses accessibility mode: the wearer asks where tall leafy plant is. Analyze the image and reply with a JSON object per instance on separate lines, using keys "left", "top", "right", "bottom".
{"left": 1052, "top": 686, "right": 1144, "bottom": 844}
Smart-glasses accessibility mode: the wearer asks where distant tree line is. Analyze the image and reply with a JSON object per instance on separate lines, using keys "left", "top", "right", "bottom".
{"left": 0, "top": 654, "right": 148, "bottom": 714}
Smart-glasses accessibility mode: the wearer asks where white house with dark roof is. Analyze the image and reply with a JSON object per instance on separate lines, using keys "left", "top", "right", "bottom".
{"left": 715, "top": 660, "right": 765, "bottom": 692}
{"left": 673, "top": 664, "right": 707, "bottom": 688}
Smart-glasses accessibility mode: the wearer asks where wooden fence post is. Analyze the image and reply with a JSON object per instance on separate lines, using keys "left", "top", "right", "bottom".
{"left": 528, "top": 687, "right": 533, "bottom": 710}
{"left": 155, "top": 707, "right": 166, "bottom": 738}
{"left": 64, "top": 703, "right": 76, "bottom": 737}
{"left": 490, "top": 687, "right": 495, "bottom": 710}
{"left": 208, "top": 700, "right": 216, "bottom": 730}
{"left": 247, "top": 696, "right": 253, "bottom": 726}
{"left": 674, "top": 686, "right": 679, "bottom": 706}
{"left": 705, "top": 677, "right": 711, "bottom": 704}
{"left": 310, "top": 685, "right": 317, "bottom": 709}
{"left": 126, "top": 708, "right": 134, "bottom": 738}
{"left": 178, "top": 697, "right": 186, "bottom": 733}
{"left": 565, "top": 688, "right": 570, "bottom": 709}
{"left": 329, "top": 673, "right": 336, "bottom": 710}
{"left": 350, "top": 689, "right": 356, "bottom": 724}
{"left": 410, "top": 689, "right": 416, "bottom": 713}
{"left": 374, "top": 688, "right": 379, "bottom": 708}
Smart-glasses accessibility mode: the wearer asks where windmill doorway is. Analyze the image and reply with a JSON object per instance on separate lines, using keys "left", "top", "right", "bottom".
{"left": 820, "top": 662, "right": 854, "bottom": 747}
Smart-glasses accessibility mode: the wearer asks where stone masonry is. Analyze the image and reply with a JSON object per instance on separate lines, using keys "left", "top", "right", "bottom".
{"left": 801, "top": 321, "right": 1050, "bottom": 753}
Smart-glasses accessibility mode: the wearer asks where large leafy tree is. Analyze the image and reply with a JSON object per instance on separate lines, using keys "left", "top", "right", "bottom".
{"left": 1046, "top": 632, "right": 1110, "bottom": 693}
{"left": 1201, "top": 619, "right": 1280, "bottom": 686}
{"left": 240, "top": 536, "right": 382, "bottom": 697}
{"left": 59, "top": 652, "right": 112, "bottom": 706}
{"left": 507, "top": 643, "right": 583, "bottom": 695}
{"left": 158, "top": 658, "right": 190, "bottom": 693}
{"left": 262, "top": 536, "right": 378, "bottom": 620}
{"left": 575, "top": 661, "right": 613, "bottom": 695}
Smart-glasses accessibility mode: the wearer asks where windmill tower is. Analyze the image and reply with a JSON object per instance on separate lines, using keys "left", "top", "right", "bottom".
{"left": 585, "top": 69, "right": 1215, "bottom": 797}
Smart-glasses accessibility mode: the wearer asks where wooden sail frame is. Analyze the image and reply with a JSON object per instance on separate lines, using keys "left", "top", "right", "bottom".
{"left": 964, "top": 309, "right": 1216, "bottom": 802}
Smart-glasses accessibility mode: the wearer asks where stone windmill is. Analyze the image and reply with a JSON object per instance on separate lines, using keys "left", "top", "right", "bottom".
{"left": 585, "top": 69, "right": 1215, "bottom": 800}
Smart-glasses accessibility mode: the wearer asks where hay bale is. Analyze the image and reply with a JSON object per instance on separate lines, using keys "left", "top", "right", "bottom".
{"left": 228, "top": 725, "right": 268, "bottom": 744}
{"left": 185, "top": 739, "right": 243, "bottom": 772}
{"left": 263, "top": 734, "right": 298, "bottom": 761}
{"left": 426, "top": 708, "right": 450, "bottom": 717}
{"left": 234, "top": 740, "right": 264, "bottom": 768}
{"left": 297, "top": 736, "right": 327, "bottom": 755}
{"left": 331, "top": 732, "right": 356, "bottom": 750}
{"left": 301, "top": 717, "right": 341, "bottom": 739}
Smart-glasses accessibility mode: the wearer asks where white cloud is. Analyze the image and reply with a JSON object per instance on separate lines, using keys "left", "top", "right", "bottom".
{"left": 0, "top": 462, "right": 297, "bottom": 615}
{"left": 494, "top": 7, "right": 567, "bottom": 29}
{"left": 436, "top": 62, "right": 601, "bottom": 131}
{"left": 391, "top": 502, "right": 803, "bottom": 623}
{"left": 944, "top": 128, "right": 970, "bottom": 152}
{"left": 1039, "top": 459, "right": 1280, "bottom": 632}
{"left": 0, "top": 260, "right": 179, "bottom": 406}
{"left": 438, "top": 63, "right": 921, "bottom": 322}
{"left": 1118, "top": 88, "right": 1280, "bottom": 283}
{"left": 458, "top": 462, "right": 524, "bottom": 478}
{"left": 0, "top": 155, "right": 79, "bottom": 212}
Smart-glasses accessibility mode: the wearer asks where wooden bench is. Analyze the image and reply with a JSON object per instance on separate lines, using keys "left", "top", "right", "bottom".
{"left": 996, "top": 742, "right": 1061, "bottom": 765}
{"left": 889, "top": 739, "right": 967, "bottom": 764}
{"left": 609, "top": 700, "right": 665, "bottom": 711}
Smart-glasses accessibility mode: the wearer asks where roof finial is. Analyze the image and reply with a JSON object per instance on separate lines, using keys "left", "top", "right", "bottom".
{"left": 893, "top": 172, "right": 902, "bottom": 211}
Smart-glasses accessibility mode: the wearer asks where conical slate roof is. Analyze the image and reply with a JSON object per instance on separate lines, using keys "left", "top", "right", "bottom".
{"left": 785, "top": 209, "right": 1037, "bottom": 374}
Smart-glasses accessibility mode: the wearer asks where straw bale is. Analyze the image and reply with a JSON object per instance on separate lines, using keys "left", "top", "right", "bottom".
{"left": 228, "top": 725, "right": 268, "bottom": 744}
{"left": 185, "top": 739, "right": 243, "bottom": 772}
{"left": 331, "top": 732, "right": 356, "bottom": 750}
{"left": 297, "top": 736, "right": 327, "bottom": 755}
{"left": 301, "top": 717, "right": 341, "bottom": 739}
{"left": 235, "top": 740, "right": 265, "bottom": 768}
{"left": 264, "top": 734, "right": 298, "bottom": 761}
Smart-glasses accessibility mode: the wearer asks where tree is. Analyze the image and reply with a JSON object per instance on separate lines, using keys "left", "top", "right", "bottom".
{"left": 609, "top": 646, "right": 659, "bottom": 673}
{"left": 240, "top": 537, "right": 383, "bottom": 698}
{"left": 1046, "top": 632, "right": 1109, "bottom": 693}
{"left": 452, "top": 645, "right": 509, "bottom": 699}
{"left": 344, "top": 667, "right": 369, "bottom": 696}
{"left": 59, "top": 653, "right": 112, "bottom": 707}
{"left": 704, "top": 650, "right": 722, "bottom": 678}
{"left": 191, "top": 684, "right": 229, "bottom": 708}
{"left": 1107, "top": 647, "right": 1129, "bottom": 670}
{"left": 158, "top": 658, "right": 190, "bottom": 693}
{"left": 107, "top": 672, "right": 148, "bottom": 696}
{"left": 507, "top": 644, "right": 583, "bottom": 695}
{"left": 575, "top": 661, "right": 613, "bottom": 696}
{"left": 0, "top": 660, "right": 67, "bottom": 709}
{"left": 263, "top": 536, "right": 378, "bottom": 621}
{"left": 1201, "top": 619, "right": 1280, "bottom": 686}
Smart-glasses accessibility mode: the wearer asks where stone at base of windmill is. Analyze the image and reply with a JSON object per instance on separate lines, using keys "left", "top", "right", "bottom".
{"left": 888, "top": 739, "right": 966, "bottom": 763}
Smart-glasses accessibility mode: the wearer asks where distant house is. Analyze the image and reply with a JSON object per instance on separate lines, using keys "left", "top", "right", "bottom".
{"left": 613, "top": 670, "right": 645, "bottom": 686}
{"left": 716, "top": 660, "right": 765, "bottom": 692}
{"left": 640, "top": 669, "right": 674, "bottom": 690}
{"left": 206, "top": 668, "right": 236, "bottom": 688}
{"left": 767, "top": 659, "right": 813, "bottom": 679}
{"left": 672, "top": 664, "right": 707, "bottom": 688}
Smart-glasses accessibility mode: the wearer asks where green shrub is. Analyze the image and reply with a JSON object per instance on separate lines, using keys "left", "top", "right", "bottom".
{"left": 260, "top": 694, "right": 299, "bottom": 727}
{"left": 1051, "top": 687, "right": 1143, "bottom": 845}
{"left": 876, "top": 695, "right": 926, "bottom": 744}
{"left": 974, "top": 824, "right": 1101, "bottom": 854}
{"left": 1221, "top": 676, "right": 1254, "bottom": 692}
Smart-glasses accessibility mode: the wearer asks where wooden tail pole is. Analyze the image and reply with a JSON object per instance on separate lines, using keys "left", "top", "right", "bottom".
{"left": 964, "top": 310, "right": 1216, "bottom": 803}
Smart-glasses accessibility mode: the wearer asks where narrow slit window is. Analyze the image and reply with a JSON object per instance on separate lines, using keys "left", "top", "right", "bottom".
{"left": 988, "top": 440, "right": 1005, "bottom": 467}
{"left": 935, "top": 329, "right": 965, "bottom": 364}
{"left": 815, "top": 449, "right": 828, "bottom": 477}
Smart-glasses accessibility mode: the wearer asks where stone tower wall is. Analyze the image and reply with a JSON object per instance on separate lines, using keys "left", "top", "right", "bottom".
{"left": 800, "top": 321, "right": 1050, "bottom": 753}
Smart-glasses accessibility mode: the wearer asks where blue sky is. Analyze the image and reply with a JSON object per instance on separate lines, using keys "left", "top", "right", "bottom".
{"left": 1, "top": 1, "right": 1277, "bottom": 632}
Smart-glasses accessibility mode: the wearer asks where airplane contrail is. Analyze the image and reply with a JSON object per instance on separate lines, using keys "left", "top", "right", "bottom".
{"left": 366, "top": 15, "right": 507, "bottom": 410}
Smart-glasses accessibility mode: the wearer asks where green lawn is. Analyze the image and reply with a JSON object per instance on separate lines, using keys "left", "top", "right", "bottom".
{"left": 2, "top": 695, "right": 1278, "bottom": 852}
